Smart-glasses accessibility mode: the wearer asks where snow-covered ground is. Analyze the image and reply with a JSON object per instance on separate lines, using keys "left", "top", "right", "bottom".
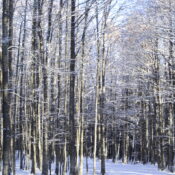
{"left": 0, "top": 159, "right": 174, "bottom": 175}
{"left": 85, "top": 159, "right": 175, "bottom": 175}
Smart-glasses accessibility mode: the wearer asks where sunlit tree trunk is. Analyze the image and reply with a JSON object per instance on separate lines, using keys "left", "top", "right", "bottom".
{"left": 93, "top": 1, "right": 101, "bottom": 175}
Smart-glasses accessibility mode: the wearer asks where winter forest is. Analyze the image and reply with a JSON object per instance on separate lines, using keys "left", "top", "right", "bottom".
{"left": 1, "top": 0, "right": 175, "bottom": 174}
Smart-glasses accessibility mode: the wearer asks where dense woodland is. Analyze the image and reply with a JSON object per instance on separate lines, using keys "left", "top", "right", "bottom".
{"left": 1, "top": 0, "right": 175, "bottom": 175}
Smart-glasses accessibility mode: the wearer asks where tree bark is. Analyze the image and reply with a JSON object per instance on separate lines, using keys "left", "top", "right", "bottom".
{"left": 69, "top": 0, "right": 78, "bottom": 174}
{"left": 2, "top": 0, "right": 14, "bottom": 174}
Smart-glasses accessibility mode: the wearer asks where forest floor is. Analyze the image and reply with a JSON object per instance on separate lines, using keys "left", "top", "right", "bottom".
{"left": 0, "top": 159, "right": 174, "bottom": 175}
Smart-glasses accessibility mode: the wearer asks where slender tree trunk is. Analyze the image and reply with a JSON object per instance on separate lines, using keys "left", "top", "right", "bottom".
{"left": 78, "top": 4, "right": 89, "bottom": 174}
{"left": 69, "top": 0, "right": 78, "bottom": 174}
{"left": 2, "top": 0, "right": 14, "bottom": 174}
{"left": 31, "top": 0, "right": 39, "bottom": 173}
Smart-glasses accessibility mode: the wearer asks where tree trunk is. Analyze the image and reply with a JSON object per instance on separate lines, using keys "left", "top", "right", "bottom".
{"left": 2, "top": 0, "right": 14, "bottom": 174}
{"left": 69, "top": 0, "right": 78, "bottom": 174}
